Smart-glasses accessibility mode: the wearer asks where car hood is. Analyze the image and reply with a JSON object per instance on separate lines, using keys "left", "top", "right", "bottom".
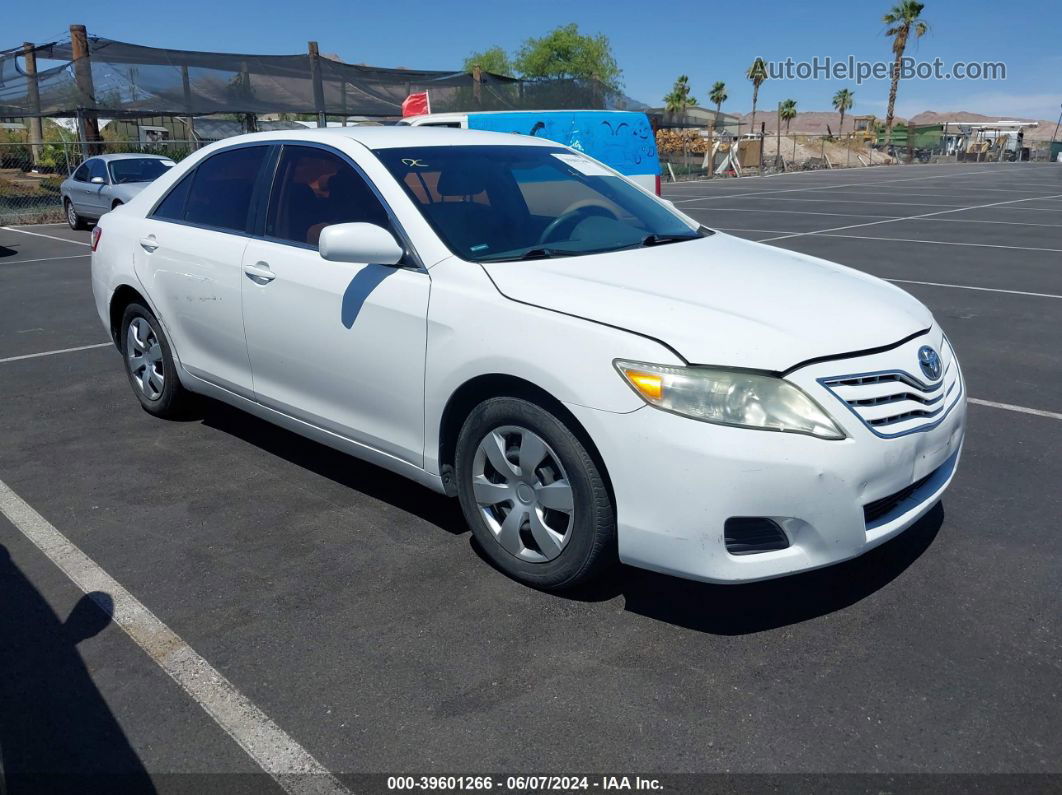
{"left": 480, "top": 233, "right": 932, "bottom": 372}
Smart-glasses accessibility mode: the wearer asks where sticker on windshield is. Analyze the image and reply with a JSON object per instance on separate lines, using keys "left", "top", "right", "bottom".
{"left": 551, "top": 153, "right": 612, "bottom": 177}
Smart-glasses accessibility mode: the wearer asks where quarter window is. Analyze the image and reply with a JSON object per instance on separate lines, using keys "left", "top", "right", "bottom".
{"left": 265, "top": 145, "right": 390, "bottom": 248}
{"left": 183, "top": 145, "right": 269, "bottom": 233}
{"left": 152, "top": 171, "right": 194, "bottom": 221}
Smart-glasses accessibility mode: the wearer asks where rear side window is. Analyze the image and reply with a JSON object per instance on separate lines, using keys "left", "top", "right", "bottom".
{"left": 183, "top": 146, "right": 269, "bottom": 233}
{"left": 152, "top": 172, "right": 194, "bottom": 221}
{"left": 265, "top": 145, "right": 390, "bottom": 248}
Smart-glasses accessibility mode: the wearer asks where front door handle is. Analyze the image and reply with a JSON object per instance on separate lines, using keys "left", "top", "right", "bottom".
{"left": 244, "top": 262, "right": 276, "bottom": 284}
{"left": 139, "top": 235, "right": 158, "bottom": 252}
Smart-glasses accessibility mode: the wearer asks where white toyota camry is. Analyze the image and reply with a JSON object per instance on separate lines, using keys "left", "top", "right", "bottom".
{"left": 91, "top": 127, "right": 966, "bottom": 590}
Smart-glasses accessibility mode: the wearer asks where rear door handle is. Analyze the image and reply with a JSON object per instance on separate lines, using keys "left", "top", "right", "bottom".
{"left": 244, "top": 262, "right": 276, "bottom": 284}
{"left": 139, "top": 236, "right": 158, "bottom": 252}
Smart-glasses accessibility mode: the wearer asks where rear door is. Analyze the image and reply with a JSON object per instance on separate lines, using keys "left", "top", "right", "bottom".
{"left": 133, "top": 144, "right": 272, "bottom": 398}
{"left": 240, "top": 143, "right": 430, "bottom": 465}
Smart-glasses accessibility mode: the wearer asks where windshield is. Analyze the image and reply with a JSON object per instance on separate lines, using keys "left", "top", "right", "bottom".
{"left": 108, "top": 158, "right": 174, "bottom": 184}
{"left": 374, "top": 145, "right": 708, "bottom": 262}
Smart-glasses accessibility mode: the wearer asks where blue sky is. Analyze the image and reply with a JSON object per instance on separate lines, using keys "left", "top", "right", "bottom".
{"left": 11, "top": 0, "right": 1062, "bottom": 120}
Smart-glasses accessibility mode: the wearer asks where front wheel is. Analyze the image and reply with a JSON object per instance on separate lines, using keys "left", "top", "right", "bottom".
{"left": 455, "top": 397, "right": 616, "bottom": 590}
{"left": 120, "top": 302, "right": 191, "bottom": 418}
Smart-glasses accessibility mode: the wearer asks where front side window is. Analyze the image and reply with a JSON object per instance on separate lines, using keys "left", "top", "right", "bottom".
{"left": 109, "top": 158, "right": 174, "bottom": 184}
{"left": 87, "top": 159, "right": 108, "bottom": 183}
{"left": 73, "top": 162, "right": 90, "bottom": 182}
{"left": 183, "top": 145, "right": 269, "bottom": 233}
{"left": 265, "top": 145, "right": 390, "bottom": 248}
{"left": 373, "top": 145, "right": 705, "bottom": 262}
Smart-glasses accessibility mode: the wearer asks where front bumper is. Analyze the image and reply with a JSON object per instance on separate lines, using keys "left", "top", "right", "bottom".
{"left": 568, "top": 332, "right": 966, "bottom": 583}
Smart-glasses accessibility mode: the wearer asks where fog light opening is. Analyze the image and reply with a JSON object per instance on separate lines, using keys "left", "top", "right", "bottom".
{"left": 724, "top": 518, "right": 790, "bottom": 556}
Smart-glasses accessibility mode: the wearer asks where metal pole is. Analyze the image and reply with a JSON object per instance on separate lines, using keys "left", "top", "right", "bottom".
{"left": 759, "top": 121, "right": 765, "bottom": 176}
{"left": 22, "top": 43, "right": 45, "bottom": 167}
{"left": 473, "top": 65, "right": 482, "bottom": 107}
{"left": 180, "top": 64, "right": 196, "bottom": 146}
{"left": 308, "top": 41, "right": 326, "bottom": 128}
{"left": 69, "top": 24, "right": 101, "bottom": 154}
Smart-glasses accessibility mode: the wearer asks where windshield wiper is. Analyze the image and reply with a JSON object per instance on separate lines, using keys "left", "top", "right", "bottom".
{"left": 487, "top": 247, "right": 568, "bottom": 262}
{"left": 640, "top": 233, "right": 702, "bottom": 247}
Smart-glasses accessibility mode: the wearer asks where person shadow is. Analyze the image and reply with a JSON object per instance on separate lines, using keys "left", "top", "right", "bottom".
{"left": 0, "top": 545, "right": 155, "bottom": 794}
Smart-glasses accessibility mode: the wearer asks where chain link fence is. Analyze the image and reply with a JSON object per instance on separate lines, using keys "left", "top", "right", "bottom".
{"left": 0, "top": 139, "right": 199, "bottom": 224}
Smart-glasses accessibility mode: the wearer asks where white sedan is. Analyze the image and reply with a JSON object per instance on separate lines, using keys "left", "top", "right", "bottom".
{"left": 90, "top": 127, "right": 965, "bottom": 590}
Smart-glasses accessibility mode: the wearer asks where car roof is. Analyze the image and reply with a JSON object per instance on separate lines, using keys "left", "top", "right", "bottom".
{"left": 90, "top": 153, "right": 173, "bottom": 162}
{"left": 201, "top": 126, "right": 566, "bottom": 150}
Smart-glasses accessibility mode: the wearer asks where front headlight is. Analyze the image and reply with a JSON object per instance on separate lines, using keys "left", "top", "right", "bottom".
{"left": 615, "top": 360, "right": 845, "bottom": 440}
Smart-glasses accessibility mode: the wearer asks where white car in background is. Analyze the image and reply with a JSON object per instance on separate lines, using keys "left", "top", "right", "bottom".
{"left": 90, "top": 127, "right": 965, "bottom": 590}
{"left": 61, "top": 153, "right": 175, "bottom": 229}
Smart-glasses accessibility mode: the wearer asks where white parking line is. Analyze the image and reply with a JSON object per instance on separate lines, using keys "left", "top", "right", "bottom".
{"left": 1, "top": 226, "right": 91, "bottom": 246}
{"left": 885, "top": 279, "right": 1062, "bottom": 300}
{"left": 758, "top": 192, "right": 1062, "bottom": 243}
{"left": 2, "top": 254, "right": 91, "bottom": 265}
{"left": 0, "top": 342, "right": 112, "bottom": 364}
{"left": 0, "top": 479, "right": 349, "bottom": 795}
{"left": 685, "top": 207, "right": 1060, "bottom": 228}
{"left": 813, "top": 233, "right": 1062, "bottom": 253}
{"left": 968, "top": 399, "right": 1062, "bottom": 421}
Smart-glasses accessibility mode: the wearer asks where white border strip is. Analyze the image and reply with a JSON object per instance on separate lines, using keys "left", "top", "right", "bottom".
{"left": 2, "top": 254, "right": 92, "bottom": 265}
{"left": 886, "top": 279, "right": 1062, "bottom": 300}
{"left": 0, "top": 480, "right": 349, "bottom": 795}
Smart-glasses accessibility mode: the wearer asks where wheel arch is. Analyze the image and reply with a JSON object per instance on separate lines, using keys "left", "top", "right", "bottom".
{"left": 437, "top": 373, "right": 614, "bottom": 504}
{"left": 108, "top": 283, "right": 148, "bottom": 346}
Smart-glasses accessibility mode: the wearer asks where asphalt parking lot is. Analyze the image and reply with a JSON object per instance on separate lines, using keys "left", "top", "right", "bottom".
{"left": 2, "top": 162, "right": 1060, "bottom": 790}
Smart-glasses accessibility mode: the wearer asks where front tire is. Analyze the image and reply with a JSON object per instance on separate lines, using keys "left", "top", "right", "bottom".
{"left": 455, "top": 397, "right": 616, "bottom": 590}
{"left": 120, "top": 302, "right": 190, "bottom": 418}
{"left": 65, "top": 199, "right": 87, "bottom": 230}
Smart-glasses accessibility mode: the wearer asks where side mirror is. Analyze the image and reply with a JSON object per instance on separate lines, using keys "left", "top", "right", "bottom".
{"left": 319, "top": 223, "right": 404, "bottom": 266}
{"left": 90, "top": 176, "right": 106, "bottom": 185}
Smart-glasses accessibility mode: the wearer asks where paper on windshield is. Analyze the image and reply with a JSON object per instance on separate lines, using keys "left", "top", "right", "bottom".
{"left": 551, "top": 153, "right": 613, "bottom": 177}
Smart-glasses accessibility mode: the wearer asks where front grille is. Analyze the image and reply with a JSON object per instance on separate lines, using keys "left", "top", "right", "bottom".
{"left": 724, "top": 518, "right": 790, "bottom": 555}
{"left": 818, "top": 337, "right": 962, "bottom": 438}
{"left": 863, "top": 468, "right": 938, "bottom": 525}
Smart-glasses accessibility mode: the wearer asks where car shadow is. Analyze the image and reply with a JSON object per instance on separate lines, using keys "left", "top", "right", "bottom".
{"left": 1, "top": 244, "right": 19, "bottom": 258}
{"left": 565, "top": 502, "right": 946, "bottom": 634}
{"left": 0, "top": 544, "right": 155, "bottom": 792}
{"left": 198, "top": 400, "right": 467, "bottom": 535}
{"left": 196, "top": 398, "right": 943, "bottom": 634}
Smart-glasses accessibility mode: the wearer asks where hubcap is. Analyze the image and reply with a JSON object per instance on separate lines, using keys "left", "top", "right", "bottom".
{"left": 126, "top": 317, "right": 165, "bottom": 401}
{"left": 67, "top": 203, "right": 76, "bottom": 225}
{"left": 471, "top": 425, "right": 575, "bottom": 563}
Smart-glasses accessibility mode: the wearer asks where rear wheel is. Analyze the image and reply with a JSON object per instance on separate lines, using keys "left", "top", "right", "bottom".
{"left": 120, "top": 302, "right": 191, "bottom": 418}
{"left": 455, "top": 397, "right": 616, "bottom": 590}
{"left": 65, "top": 199, "right": 87, "bottom": 230}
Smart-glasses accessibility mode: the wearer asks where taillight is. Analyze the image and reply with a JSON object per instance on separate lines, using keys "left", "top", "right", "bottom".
{"left": 655, "top": 174, "right": 661, "bottom": 196}
{"left": 91, "top": 226, "right": 102, "bottom": 252}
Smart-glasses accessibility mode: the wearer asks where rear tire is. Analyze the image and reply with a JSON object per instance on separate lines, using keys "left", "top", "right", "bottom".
{"left": 65, "top": 199, "right": 87, "bottom": 230}
{"left": 119, "top": 302, "right": 191, "bottom": 418}
{"left": 455, "top": 397, "right": 616, "bottom": 590}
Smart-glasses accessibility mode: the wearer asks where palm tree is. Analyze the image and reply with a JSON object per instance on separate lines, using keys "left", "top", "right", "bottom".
{"left": 708, "top": 81, "right": 727, "bottom": 132}
{"left": 833, "top": 88, "right": 854, "bottom": 136}
{"left": 746, "top": 57, "right": 768, "bottom": 136}
{"left": 664, "top": 75, "right": 694, "bottom": 170}
{"left": 883, "top": 1, "right": 928, "bottom": 144}
{"left": 780, "top": 98, "right": 797, "bottom": 161}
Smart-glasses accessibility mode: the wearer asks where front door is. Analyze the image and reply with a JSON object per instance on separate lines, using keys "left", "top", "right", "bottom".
{"left": 240, "top": 144, "right": 429, "bottom": 466}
